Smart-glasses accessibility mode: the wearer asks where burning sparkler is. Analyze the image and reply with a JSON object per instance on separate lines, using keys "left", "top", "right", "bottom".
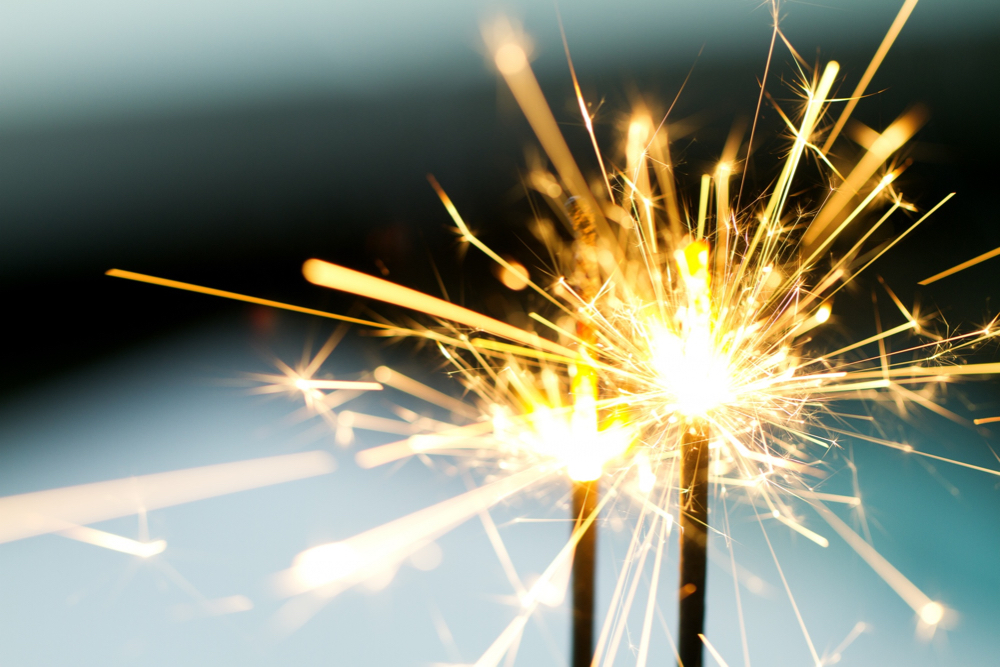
{"left": 97, "top": 0, "right": 1000, "bottom": 664}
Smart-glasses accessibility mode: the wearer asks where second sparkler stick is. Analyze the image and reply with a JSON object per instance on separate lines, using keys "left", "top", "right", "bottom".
{"left": 677, "top": 422, "right": 710, "bottom": 667}
{"left": 568, "top": 196, "right": 601, "bottom": 667}
{"left": 570, "top": 478, "right": 599, "bottom": 667}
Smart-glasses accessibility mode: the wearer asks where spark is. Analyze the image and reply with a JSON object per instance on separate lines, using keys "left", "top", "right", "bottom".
{"left": 918, "top": 245, "right": 1000, "bottom": 285}
{"left": 103, "top": 1, "right": 999, "bottom": 663}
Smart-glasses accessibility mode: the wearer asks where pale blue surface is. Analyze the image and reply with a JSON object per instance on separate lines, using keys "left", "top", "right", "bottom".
{"left": 0, "top": 322, "right": 997, "bottom": 665}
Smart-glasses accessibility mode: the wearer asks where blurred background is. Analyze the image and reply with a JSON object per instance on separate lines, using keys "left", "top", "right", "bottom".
{"left": 1, "top": 0, "right": 999, "bottom": 665}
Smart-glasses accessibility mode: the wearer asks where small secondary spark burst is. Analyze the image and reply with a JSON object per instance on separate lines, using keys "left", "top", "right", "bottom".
{"left": 103, "top": 1, "right": 1000, "bottom": 665}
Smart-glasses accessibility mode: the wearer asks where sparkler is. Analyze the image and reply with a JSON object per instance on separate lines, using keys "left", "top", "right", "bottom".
{"left": 96, "top": 1, "right": 1000, "bottom": 664}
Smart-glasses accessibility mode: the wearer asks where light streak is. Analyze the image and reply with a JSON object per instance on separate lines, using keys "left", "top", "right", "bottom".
{"left": 699, "top": 634, "right": 732, "bottom": 667}
{"left": 918, "top": 244, "right": 1000, "bottom": 285}
{"left": 104, "top": 1, "right": 996, "bottom": 662}
{"left": 106, "top": 268, "right": 388, "bottom": 329}
{"left": 373, "top": 366, "right": 481, "bottom": 419}
{"left": 812, "top": 501, "right": 945, "bottom": 623}
{"left": 302, "top": 258, "right": 576, "bottom": 358}
{"left": 59, "top": 524, "right": 167, "bottom": 558}
{"left": 973, "top": 416, "right": 1000, "bottom": 425}
{"left": 821, "top": 0, "right": 921, "bottom": 154}
{"left": 0, "top": 451, "right": 334, "bottom": 544}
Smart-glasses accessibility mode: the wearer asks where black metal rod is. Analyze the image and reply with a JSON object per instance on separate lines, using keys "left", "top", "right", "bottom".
{"left": 571, "top": 478, "right": 599, "bottom": 667}
{"left": 677, "top": 424, "right": 709, "bottom": 667}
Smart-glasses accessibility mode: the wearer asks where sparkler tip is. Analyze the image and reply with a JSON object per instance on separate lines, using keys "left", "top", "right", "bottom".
{"left": 919, "top": 601, "right": 945, "bottom": 626}
{"left": 495, "top": 43, "right": 528, "bottom": 75}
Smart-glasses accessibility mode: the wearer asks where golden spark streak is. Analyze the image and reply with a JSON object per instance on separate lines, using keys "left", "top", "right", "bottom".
{"left": 0, "top": 451, "right": 334, "bottom": 544}
{"left": 557, "top": 12, "right": 613, "bottom": 202}
{"left": 973, "top": 416, "right": 1000, "bottom": 425}
{"left": 373, "top": 366, "right": 480, "bottom": 420}
{"left": 918, "top": 245, "right": 1000, "bottom": 285}
{"left": 428, "top": 174, "right": 572, "bottom": 316}
{"left": 490, "top": 35, "right": 608, "bottom": 236}
{"left": 302, "top": 259, "right": 576, "bottom": 358}
{"left": 106, "top": 269, "right": 390, "bottom": 329}
{"left": 812, "top": 501, "right": 943, "bottom": 623}
{"left": 844, "top": 361, "right": 1000, "bottom": 379}
{"left": 821, "top": 0, "right": 921, "bottom": 153}
{"left": 805, "top": 107, "right": 926, "bottom": 247}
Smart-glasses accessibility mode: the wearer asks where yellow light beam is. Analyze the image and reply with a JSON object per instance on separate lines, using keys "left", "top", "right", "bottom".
{"left": 106, "top": 269, "right": 389, "bottom": 330}
{"left": 918, "top": 245, "right": 1000, "bottom": 285}
{"left": 476, "top": 475, "right": 622, "bottom": 667}
{"left": 302, "top": 259, "right": 577, "bottom": 358}
{"left": 557, "top": 13, "right": 614, "bottom": 202}
{"left": 823, "top": 193, "right": 955, "bottom": 300}
{"left": 696, "top": 173, "right": 711, "bottom": 240}
{"left": 841, "top": 361, "right": 1000, "bottom": 379}
{"left": 821, "top": 0, "right": 921, "bottom": 154}
{"left": 490, "top": 35, "right": 609, "bottom": 239}
{"left": 736, "top": 60, "right": 839, "bottom": 283}
{"left": 974, "top": 416, "right": 1000, "bottom": 425}
{"left": 805, "top": 106, "right": 926, "bottom": 247}
{"left": 774, "top": 513, "right": 829, "bottom": 548}
{"left": 0, "top": 451, "right": 335, "bottom": 545}
{"left": 816, "top": 321, "right": 915, "bottom": 361}
{"left": 801, "top": 172, "right": 897, "bottom": 269}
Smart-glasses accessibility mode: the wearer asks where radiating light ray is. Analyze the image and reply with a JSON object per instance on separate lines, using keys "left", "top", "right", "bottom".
{"left": 635, "top": 508, "right": 670, "bottom": 667}
{"left": 811, "top": 500, "right": 944, "bottom": 625}
{"left": 822, "top": 621, "right": 868, "bottom": 666}
{"left": 59, "top": 524, "right": 166, "bottom": 558}
{"left": 824, "top": 426, "right": 1000, "bottom": 477}
{"left": 973, "top": 416, "right": 1000, "bottom": 425}
{"left": 473, "top": 474, "right": 620, "bottom": 667}
{"left": 721, "top": 491, "right": 752, "bottom": 667}
{"left": 918, "top": 244, "right": 1000, "bottom": 285}
{"left": 699, "top": 633, "right": 732, "bottom": 667}
{"left": 477, "top": 508, "right": 527, "bottom": 601}
{"left": 806, "top": 106, "right": 926, "bottom": 248}
{"left": 106, "top": 269, "right": 389, "bottom": 329}
{"left": 277, "top": 466, "right": 554, "bottom": 599}
{"left": 0, "top": 451, "right": 334, "bottom": 545}
{"left": 355, "top": 421, "right": 496, "bottom": 469}
{"left": 753, "top": 502, "right": 822, "bottom": 666}
{"left": 821, "top": 0, "right": 921, "bottom": 154}
{"left": 374, "top": 366, "right": 481, "bottom": 419}
{"left": 485, "top": 21, "right": 609, "bottom": 241}
{"left": 302, "top": 259, "right": 576, "bottom": 358}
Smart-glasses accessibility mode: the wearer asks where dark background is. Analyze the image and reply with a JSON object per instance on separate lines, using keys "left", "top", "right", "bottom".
{"left": 3, "top": 0, "right": 998, "bottom": 399}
